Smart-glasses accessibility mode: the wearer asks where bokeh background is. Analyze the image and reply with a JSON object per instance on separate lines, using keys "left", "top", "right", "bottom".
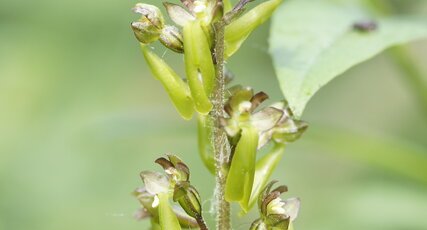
{"left": 1, "top": 0, "right": 427, "bottom": 229}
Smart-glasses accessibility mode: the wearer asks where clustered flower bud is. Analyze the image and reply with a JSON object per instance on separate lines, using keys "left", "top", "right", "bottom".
{"left": 250, "top": 181, "right": 300, "bottom": 230}
{"left": 131, "top": 3, "right": 187, "bottom": 53}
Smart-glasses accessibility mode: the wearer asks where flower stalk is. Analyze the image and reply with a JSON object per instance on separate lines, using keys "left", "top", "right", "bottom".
{"left": 212, "top": 18, "right": 232, "bottom": 230}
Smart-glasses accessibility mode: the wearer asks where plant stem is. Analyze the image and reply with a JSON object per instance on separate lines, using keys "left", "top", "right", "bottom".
{"left": 196, "top": 215, "right": 209, "bottom": 230}
{"left": 211, "top": 19, "right": 231, "bottom": 230}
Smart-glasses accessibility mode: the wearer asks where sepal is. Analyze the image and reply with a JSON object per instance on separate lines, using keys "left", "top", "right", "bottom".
{"left": 164, "top": 2, "right": 195, "bottom": 26}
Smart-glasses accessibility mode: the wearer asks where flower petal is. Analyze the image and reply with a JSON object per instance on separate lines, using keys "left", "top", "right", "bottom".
{"left": 140, "top": 171, "right": 170, "bottom": 195}
{"left": 164, "top": 2, "right": 195, "bottom": 27}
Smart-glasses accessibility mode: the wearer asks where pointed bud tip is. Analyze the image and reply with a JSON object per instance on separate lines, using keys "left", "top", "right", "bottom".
{"left": 160, "top": 25, "right": 184, "bottom": 53}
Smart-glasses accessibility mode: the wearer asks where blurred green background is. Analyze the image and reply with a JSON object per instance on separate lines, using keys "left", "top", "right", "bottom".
{"left": 1, "top": 0, "right": 427, "bottom": 229}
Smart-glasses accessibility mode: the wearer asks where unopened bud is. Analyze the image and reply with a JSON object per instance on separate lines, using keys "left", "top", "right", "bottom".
{"left": 160, "top": 25, "right": 184, "bottom": 53}
{"left": 131, "top": 21, "right": 161, "bottom": 44}
{"left": 173, "top": 181, "right": 202, "bottom": 219}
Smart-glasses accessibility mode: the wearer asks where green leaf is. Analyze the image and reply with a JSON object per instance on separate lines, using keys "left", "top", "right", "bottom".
{"left": 269, "top": 0, "right": 427, "bottom": 117}
{"left": 225, "top": 125, "right": 259, "bottom": 211}
{"left": 158, "top": 193, "right": 182, "bottom": 230}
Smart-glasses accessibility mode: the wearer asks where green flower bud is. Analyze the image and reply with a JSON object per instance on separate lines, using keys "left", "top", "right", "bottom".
{"left": 225, "top": 0, "right": 282, "bottom": 59}
{"left": 141, "top": 45, "right": 194, "bottom": 120}
{"left": 225, "top": 125, "right": 258, "bottom": 212}
{"left": 183, "top": 20, "right": 214, "bottom": 114}
{"left": 131, "top": 21, "right": 161, "bottom": 44}
{"left": 173, "top": 181, "right": 202, "bottom": 219}
{"left": 160, "top": 25, "right": 185, "bottom": 53}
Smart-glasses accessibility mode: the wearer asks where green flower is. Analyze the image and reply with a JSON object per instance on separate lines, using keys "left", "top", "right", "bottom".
{"left": 134, "top": 155, "right": 206, "bottom": 229}
{"left": 221, "top": 86, "right": 307, "bottom": 149}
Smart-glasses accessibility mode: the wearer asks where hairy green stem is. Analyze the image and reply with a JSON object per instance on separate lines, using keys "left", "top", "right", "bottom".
{"left": 211, "top": 19, "right": 231, "bottom": 230}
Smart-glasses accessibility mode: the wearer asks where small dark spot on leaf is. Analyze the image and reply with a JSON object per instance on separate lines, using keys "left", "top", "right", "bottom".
{"left": 353, "top": 20, "right": 378, "bottom": 32}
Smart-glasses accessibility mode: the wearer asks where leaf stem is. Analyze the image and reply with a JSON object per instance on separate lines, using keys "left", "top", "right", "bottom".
{"left": 211, "top": 19, "right": 231, "bottom": 230}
